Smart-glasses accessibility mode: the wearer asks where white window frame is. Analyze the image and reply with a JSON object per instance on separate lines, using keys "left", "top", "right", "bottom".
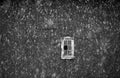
{"left": 61, "top": 36, "right": 75, "bottom": 59}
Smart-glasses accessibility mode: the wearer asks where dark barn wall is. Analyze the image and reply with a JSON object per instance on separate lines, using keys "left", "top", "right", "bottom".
{"left": 0, "top": 0, "right": 120, "bottom": 78}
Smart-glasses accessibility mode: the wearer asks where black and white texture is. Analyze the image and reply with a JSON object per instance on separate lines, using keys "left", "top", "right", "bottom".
{"left": 0, "top": 0, "right": 120, "bottom": 78}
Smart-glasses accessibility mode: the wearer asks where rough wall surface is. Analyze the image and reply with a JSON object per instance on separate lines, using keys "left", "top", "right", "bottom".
{"left": 0, "top": 0, "right": 120, "bottom": 78}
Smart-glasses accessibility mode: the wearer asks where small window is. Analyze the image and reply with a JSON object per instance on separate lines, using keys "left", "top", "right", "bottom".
{"left": 61, "top": 36, "right": 75, "bottom": 59}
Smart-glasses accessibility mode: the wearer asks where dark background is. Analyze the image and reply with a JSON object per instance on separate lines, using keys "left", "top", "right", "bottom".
{"left": 0, "top": 0, "right": 120, "bottom": 78}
